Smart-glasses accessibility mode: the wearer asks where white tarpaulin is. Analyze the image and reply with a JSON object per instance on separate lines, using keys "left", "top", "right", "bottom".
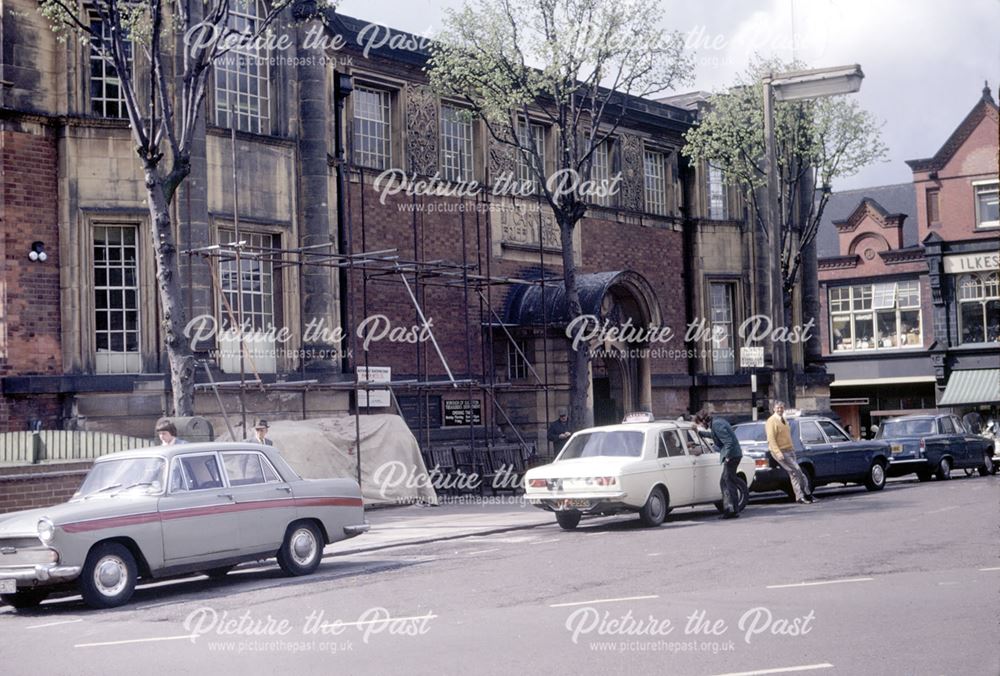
{"left": 220, "top": 415, "right": 437, "bottom": 506}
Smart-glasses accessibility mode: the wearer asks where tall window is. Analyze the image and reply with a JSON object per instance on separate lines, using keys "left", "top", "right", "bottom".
{"left": 708, "top": 163, "right": 728, "bottom": 220}
{"left": 89, "top": 18, "right": 132, "bottom": 119}
{"left": 643, "top": 150, "right": 668, "bottom": 216}
{"left": 94, "top": 225, "right": 141, "bottom": 373}
{"left": 974, "top": 182, "right": 999, "bottom": 228}
{"left": 218, "top": 230, "right": 277, "bottom": 332}
{"left": 589, "top": 140, "right": 614, "bottom": 207}
{"left": 829, "top": 281, "right": 922, "bottom": 352}
{"left": 440, "top": 104, "right": 474, "bottom": 182}
{"left": 214, "top": 0, "right": 270, "bottom": 134}
{"left": 709, "top": 282, "right": 736, "bottom": 375}
{"left": 516, "top": 120, "right": 545, "bottom": 193}
{"left": 353, "top": 86, "right": 392, "bottom": 170}
{"left": 958, "top": 273, "right": 1000, "bottom": 343}
{"left": 926, "top": 188, "right": 940, "bottom": 226}
{"left": 507, "top": 339, "right": 531, "bottom": 380}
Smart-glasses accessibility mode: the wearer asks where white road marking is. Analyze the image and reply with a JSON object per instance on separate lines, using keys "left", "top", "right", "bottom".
{"left": 766, "top": 577, "right": 873, "bottom": 589}
{"left": 980, "top": 567, "right": 1000, "bottom": 572}
{"left": 27, "top": 618, "right": 83, "bottom": 630}
{"left": 925, "top": 505, "right": 960, "bottom": 515}
{"left": 938, "top": 581, "right": 960, "bottom": 586}
{"left": 75, "top": 635, "right": 197, "bottom": 648}
{"left": 708, "top": 663, "right": 834, "bottom": 676}
{"left": 549, "top": 594, "right": 659, "bottom": 608}
{"left": 324, "top": 612, "right": 438, "bottom": 628}
{"left": 464, "top": 548, "right": 500, "bottom": 556}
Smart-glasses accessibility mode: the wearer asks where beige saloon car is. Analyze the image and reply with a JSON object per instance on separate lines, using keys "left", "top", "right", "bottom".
{"left": 525, "top": 419, "right": 757, "bottom": 529}
{"left": 0, "top": 443, "right": 368, "bottom": 610}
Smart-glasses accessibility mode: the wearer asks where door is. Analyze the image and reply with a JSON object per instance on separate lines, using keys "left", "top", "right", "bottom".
{"left": 159, "top": 453, "right": 241, "bottom": 566}
{"left": 685, "top": 428, "right": 721, "bottom": 503}
{"left": 818, "top": 420, "right": 864, "bottom": 477}
{"left": 797, "top": 420, "right": 836, "bottom": 480}
{"left": 657, "top": 430, "right": 693, "bottom": 506}
{"left": 220, "top": 450, "right": 296, "bottom": 555}
{"left": 936, "top": 416, "right": 958, "bottom": 466}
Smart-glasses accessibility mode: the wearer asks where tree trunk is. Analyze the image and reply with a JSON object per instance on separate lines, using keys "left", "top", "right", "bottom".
{"left": 558, "top": 216, "right": 591, "bottom": 430}
{"left": 144, "top": 167, "right": 196, "bottom": 416}
{"left": 782, "top": 290, "right": 796, "bottom": 407}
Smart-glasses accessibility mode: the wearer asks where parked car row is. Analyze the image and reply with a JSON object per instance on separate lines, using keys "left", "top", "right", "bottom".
{"left": 0, "top": 443, "right": 369, "bottom": 611}
{"left": 525, "top": 411, "right": 997, "bottom": 532}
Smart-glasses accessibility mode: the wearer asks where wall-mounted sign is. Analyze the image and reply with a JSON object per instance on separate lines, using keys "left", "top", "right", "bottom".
{"left": 443, "top": 399, "right": 482, "bottom": 427}
{"left": 740, "top": 346, "right": 765, "bottom": 369}
{"left": 357, "top": 366, "right": 391, "bottom": 408}
{"left": 943, "top": 252, "right": 999, "bottom": 274}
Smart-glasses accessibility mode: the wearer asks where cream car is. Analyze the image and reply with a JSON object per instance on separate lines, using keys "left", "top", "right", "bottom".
{"left": 525, "top": 420, "right": 757, "bottom": 530}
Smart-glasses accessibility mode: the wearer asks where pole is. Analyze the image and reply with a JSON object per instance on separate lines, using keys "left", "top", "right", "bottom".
{"left": 230, "top": 89, "right": 248, "bottom": 436}
{"left": 763, "top": 76, "right": 790, "bottom": 406}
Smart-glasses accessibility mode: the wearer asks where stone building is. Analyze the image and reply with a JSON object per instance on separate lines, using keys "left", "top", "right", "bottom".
{"left": 817, "top": 85, "right": 999, "bottom": 436}
{"left": 1, "top": 6, "right": 827, "bottom": 452}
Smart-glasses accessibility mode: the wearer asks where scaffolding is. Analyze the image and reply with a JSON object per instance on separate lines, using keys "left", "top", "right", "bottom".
{"left": 182, "top": 166, "right": 566, "bottom": 486}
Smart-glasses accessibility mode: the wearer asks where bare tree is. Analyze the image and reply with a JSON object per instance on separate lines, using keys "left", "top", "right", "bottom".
{"left": 38, "top": 0, "right": 303, "bottom": 414}
{"left": 428, "top": 0, "right": 692, "bottom": 427}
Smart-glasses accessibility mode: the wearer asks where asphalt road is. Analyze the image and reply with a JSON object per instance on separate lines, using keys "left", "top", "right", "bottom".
{"left": 2, "top": 474, "right": 998, "bottom": 676}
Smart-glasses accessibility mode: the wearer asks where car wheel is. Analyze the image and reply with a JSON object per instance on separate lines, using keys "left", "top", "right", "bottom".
{"left": 935, "top": 457, "right": 952, "bottom": 481}
{"left": 638, "top": 487, "right": 668, "bottom": 527}
{"left": 978, "top": 452, "right": 997, "bottom": 477}
{"left": 555, "top": 511, "right": 582, "bottom": 530}
{"left": 80, "top": 542, "right": 138, "bottom": 609}
{"left": 735, "top": 477, "right": 749, "bottom": 512}
{"left": 864, "top": 460, "right": 887, "bottom": 491}
{"left": 277, "top": 522, "right": 324, "bottom": 576}
{"left": 916, "top": 469, "right": 933, "bottom": 482}
{"left": 203, "top": 566, "right": 235, "bottom": 580}
{"left": 1, "top": 589, "right": 49, "bottom": 610}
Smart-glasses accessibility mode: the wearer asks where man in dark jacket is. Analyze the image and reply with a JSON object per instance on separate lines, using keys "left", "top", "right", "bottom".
{"left": 547, "top": 410, "right": 572, "bottom": 455}
{"left": 695, "top": 409, "right": 743, "bottom": 519}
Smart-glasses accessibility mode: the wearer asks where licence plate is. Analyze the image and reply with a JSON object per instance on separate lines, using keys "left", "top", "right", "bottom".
{"left": 0, "top": 578, "right": 15, "bottom": 594}
{"left": 890, "top": 444, "right": 903, "bottom": 454}
{"left": 563, "top": 499, "right": 591, "bottom": 509}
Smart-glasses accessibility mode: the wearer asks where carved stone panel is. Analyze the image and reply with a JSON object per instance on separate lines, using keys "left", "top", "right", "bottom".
{"left": 488, "top": 134, "right": 517, "bottom": 183}
{"left": 618, "top": 133, "right": 644, "bottom": 212}
{"left": 405, "top": 85, "right": 438, "bottom": 176}
{"left": 497, "top": 198, "right": 561, "bottom": 251}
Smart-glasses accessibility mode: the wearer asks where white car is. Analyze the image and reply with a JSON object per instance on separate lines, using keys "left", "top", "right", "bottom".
{"left": 524, "top": 420, "right": 757, "bottom": 530}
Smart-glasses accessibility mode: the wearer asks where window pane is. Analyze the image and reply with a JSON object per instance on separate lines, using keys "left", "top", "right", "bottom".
{"left": 213, "top": 1, "right": 270, "bottom": 133}
{"left": 976, "top": 184, "right": 999, "bottom": 226}
{"left": 643, "top": 150, "right": 667, "bottom": 216}
{"left": 899, "top": 310, "right": 921, "bottom": 346}
{"left": 831, "top": 316, "right": 852, "bottom": 351}
{"left": 960, "top": 302, "right": 985, "bottom": 343}
{"left": 853, "top": 313, "right": 875, "bottom": 349}
{"left": 94, "top": 225, "right": 141, "bottom": 373}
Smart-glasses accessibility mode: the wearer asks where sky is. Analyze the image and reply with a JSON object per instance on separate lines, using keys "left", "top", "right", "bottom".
{"left": 335, "top": 0, "right": 999, "bottom": 192}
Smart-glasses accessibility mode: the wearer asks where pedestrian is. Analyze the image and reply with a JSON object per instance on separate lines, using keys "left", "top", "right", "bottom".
{"left": 695, "top": 409, "right": 743, "bottom": 519}
{"left": 845, "top": 423, "right": 856, "bottom": 440}
{"left": 548, "top": 409, "right": 572, "bottom": 455}
{"left": 765, "top": 401, "right": 815, "bottom": 504}
{"left": 249, "top": 419, "right": 274, "bottom": 446}
{"left": 155, "top": 419, "right": 185, "bottom": 445}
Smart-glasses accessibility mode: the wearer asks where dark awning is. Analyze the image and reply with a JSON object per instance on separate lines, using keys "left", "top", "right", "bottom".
{"left": 503, "top": 270, "right": 660, "bottom": 327}
{"left": 938, "top": 369, "right": 1000, "bottom": 406}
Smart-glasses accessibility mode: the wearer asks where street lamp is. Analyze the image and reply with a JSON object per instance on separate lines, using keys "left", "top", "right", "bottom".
{"left": 763, "top": 64, "right": 864, "bottom": 406}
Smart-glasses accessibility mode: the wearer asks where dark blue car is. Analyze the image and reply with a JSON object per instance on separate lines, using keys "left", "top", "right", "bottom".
{"left": 734, "top": 416, "right": 895, "bottom": 496}
{"left": 876, "top": 414, "right": 997, "bottom": 480}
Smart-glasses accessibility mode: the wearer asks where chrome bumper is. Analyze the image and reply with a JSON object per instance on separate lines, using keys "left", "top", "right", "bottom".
{"left": 0, "top": 564, "right": 82, "bottom": 584}
{"left": 344, "top": 523, "right": 371, "bottom": 537}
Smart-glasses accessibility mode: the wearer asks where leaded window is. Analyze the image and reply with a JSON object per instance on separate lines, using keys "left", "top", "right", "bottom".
{"left": 440, "top": 104, "right": 474, "bottom": 182}
{"left": 214, "top": 0, "right": 271, "bottom": 134}
{"left": 353, "top": 86, "right": 392, "bottom": 169}
{"left": 94, "top": 225, "right": 141, "bottom": 373}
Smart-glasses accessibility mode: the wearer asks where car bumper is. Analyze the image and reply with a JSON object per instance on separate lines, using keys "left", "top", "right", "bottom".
{"left": 343, "top": 523, "right": 370, "bottom": 538}
{"left": 748, "top": 467, "right": 789, "bottom": 493}
{"left": 526, "top": 491, "right": 631, "bottom": 514}
{"left": 886, "top": 456, "right": 930, "bottom": 477}
{"left": 0, "top": 564, "right": 82, "bottom": 588}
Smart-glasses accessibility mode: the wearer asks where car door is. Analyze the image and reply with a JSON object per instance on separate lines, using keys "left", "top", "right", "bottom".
{"left": 221, "top": 450, "right": 297, "bottom": 555}
{"left": 685, "top": 428, "right": 720, "bottom": 503}
{"left": 937, "top": 416, "right": 958, "bottom": 464}
{"left": 818, "top": 420, "right": 863, "bottom": 477}
{"left": 159, "top": 452, "right": 241, "bottom": 566}
{"left": 797, "top": 420, "right": 836, "bottom": 480}
{"left": 657, "top": 430, "right": 693, "bottom": 506}
{"left": 950, "top": 416, "right": 977, "bottom": 467}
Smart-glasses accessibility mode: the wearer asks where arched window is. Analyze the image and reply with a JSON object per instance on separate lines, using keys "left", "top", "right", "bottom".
{"left": 958, "top": 272, "right": 1000, "bottom": 344}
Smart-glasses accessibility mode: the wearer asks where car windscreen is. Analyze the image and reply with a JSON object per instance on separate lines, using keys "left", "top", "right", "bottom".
{"left": 878, "top": 419, "right": 934, "bottom": 438}
{"left": 77, "top": 457, "right": 166, "bottom": 497}
{"left": 559, "top": 431, "right": 645, "bottom": 459}
{"left": 734, "top": 423, "right": 767, "bottom": 443}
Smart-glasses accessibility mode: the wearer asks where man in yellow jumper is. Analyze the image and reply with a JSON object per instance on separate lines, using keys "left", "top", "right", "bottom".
{"left": 765, "top": 401, "right": 816, "bottom": 504}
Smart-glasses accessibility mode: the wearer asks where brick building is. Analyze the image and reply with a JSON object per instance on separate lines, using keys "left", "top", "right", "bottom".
{"left": 1, "top": 5, "right": 827, "bottom": 455}
{"left": 817, "top": 85, "right": 999, "bottom": 436}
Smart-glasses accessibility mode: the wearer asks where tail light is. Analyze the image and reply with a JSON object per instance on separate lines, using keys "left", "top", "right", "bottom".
{"left": 918, "top": 439, "right": 925, "bottom": 456}
{"left": 755, "top": 457, "right": 769, "bottom": 469}
{"left": 594, "top": 477, "right": 617, "bottom": 486}
{"left": 528, "top": 478, "right": 548, "bottom": 488}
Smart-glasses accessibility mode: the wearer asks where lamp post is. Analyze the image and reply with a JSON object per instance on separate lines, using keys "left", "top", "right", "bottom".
{"left": 762, "top": 64, "right": 864, "bottom": 406}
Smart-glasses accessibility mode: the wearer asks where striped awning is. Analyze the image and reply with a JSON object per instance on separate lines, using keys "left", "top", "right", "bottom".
{"left": 938, "top": 369, "right": 1000, "bottom": 406}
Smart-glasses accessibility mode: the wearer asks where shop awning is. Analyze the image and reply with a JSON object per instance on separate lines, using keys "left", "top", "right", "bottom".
{"left": 830, "top": 375, "right": 936, "bottom": 387}
{"left": 938, "top": 369, "right": 1000, "bottom": 406}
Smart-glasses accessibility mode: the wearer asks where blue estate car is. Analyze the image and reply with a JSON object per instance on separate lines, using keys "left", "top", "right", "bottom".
{"left": 876, "top": 414, "right": 997, "bottom": 481}
{"left": 733, "top": 416, "right": 895, "bottom": 496}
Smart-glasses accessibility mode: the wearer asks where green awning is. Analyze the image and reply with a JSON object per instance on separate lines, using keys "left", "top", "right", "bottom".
{"left": 938, "top": 369, "right": 1000, "bottom": 406}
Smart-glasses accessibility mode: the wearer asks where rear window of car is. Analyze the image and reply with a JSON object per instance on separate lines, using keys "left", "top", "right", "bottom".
{"left": 560, "top": 431, "right": 645, "bottom": 459}
{"left": 878, "top": 419, "right": 934, "bottom": 437}
{"left": 734, "top": 423, "right": 766, "bottom": 443}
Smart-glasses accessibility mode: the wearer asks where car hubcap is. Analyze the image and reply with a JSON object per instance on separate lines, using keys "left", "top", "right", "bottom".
{"left": 986, "top": 455, "right": 994, "bottom": 472}
{"left": 291, "top": 529, "right": 317, "bottom": 565}
{"left": 652, "top": 494, "right": 664, "bottom": 519}
{"left": 95, "top": 556, "right": 127, "bottom": 596}
{"left": 941, "top": 459, "right": 950, "bottom": 477}
{"left": 872, "top": 464, "right": 885, "bottom": 485}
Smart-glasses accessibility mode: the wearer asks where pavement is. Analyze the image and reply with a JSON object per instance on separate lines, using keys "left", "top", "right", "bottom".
{"left": 329, "top": 496, "right": 550, "bottom": 555}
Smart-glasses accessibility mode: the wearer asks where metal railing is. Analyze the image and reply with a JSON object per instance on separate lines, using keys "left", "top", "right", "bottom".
{"left": 0, "top": 431, "right": 156, "bottom": 465}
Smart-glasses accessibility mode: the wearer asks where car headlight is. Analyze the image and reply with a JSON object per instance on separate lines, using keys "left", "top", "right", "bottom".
{"left": 37, "top": 517, "right": 55, "bottom": 543}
